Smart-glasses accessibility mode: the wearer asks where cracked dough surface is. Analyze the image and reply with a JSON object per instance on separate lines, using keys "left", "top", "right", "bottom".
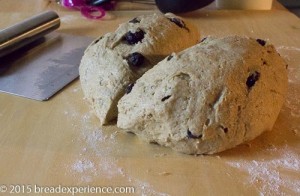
{"left": 79, "top": 13, "right": 199, "bottom": 125}
{"left": 117, "top": 36, "right": 288, "bottom": 154}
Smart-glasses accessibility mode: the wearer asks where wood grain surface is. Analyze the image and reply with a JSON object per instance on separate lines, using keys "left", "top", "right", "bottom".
{"left": 0, "top": 1, "right": 299, "bottom": 195}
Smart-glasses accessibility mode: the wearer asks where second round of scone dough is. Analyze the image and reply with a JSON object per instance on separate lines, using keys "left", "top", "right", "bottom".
{"left": 117, "top": 36, "right": 288, "bottom": 154}
{"left": 79, "top": 13, "right": 199, "bottom": 125}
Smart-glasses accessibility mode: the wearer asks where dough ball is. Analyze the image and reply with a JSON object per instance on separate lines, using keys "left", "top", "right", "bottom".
{"left": 117, "top": 36, "right": 288, "bottom": 154}
{"left": 79, "top": 13, "right": 200, "bottom": 125}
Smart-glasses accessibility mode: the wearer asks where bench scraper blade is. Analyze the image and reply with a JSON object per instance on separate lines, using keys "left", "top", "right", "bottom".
{"left": 0, "top": 33, "right": 92, "bottom": 101}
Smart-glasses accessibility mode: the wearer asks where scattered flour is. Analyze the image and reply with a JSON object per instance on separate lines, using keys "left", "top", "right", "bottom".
{"left": 72, "top": 159, "right": 95, "bottom": 173}
{"left": 72, "top": 86, "right": 80, "bottom": 93}
{"left": 277, "top": 46, "right": 300, "bottom": 52}
{"left": 63, "top": 97, "right": 170, "bottom": 195}
{"left": 226, "top": 145, "right": 300, "bottom": 195}
{"left": 277, "top": 46, "right": 300, "bottom": 118}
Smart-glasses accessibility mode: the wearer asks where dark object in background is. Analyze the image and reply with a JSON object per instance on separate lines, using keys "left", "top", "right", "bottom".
{"left": 278, "top": 0, "right": 300, "bottom": 17}
{"left": 155, "top": 0, "right": 215, "bottom": 13}
{"left": 88, "top": 0, "right": 111, "bottom": 6}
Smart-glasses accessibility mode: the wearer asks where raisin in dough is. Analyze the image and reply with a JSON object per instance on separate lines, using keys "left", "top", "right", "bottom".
{"left": 79, "top": 13, "right": 199, "bottom": 125}
{"left": 117, "top": 36, "right": 288, "bottom": 154}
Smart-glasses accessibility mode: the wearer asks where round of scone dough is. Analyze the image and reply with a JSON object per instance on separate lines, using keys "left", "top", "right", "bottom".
{"left": 79, "top": 13, "right": 200, "bottom": 125}
{"left": 117, "top": 36, "right": 288, "bottom": 154}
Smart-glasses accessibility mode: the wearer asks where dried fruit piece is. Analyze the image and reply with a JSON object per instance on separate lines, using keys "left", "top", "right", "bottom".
{"left": 246, "top": 71, "right": 260, "bottom": 88}
{"left": 129, "top": 17, "right": 140, "bottom": 23}
{"left": 161, "top": 95, "right": 171, "bottom": 102}
{"left": 167, "top": 55, "right": 173, "bottom": 61}
{"left": 200, "top": 37, "right": 207, "bottom": 43}
{"left": 187, "top": 130, "right": 202, "bottom": 139}
{"left": 125, "top": 83, "right": 135, "bottom": 94}
{"left": 124, "top": 29, "right": 145, "bottom": 45}
{"left": 92, "top": 36, "right": 103, "bottom": 45}
{"left": 126, "top": 52, "right": 145, "bottom": 67}
{"left": 168, "top": 17, "right": 189, "bottom": 31}
{"left": 256, "top": 39, "right": 266, "bottom": 46}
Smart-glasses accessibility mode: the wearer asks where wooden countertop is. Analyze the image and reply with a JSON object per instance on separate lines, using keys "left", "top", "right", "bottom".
{"left": 0, "top": 1, "right": 300, "bottom": 195}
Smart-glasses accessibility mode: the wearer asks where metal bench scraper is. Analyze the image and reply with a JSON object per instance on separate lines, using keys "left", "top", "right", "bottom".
{"left": 0, "top": 11, "right": 93, "bottom": 101}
